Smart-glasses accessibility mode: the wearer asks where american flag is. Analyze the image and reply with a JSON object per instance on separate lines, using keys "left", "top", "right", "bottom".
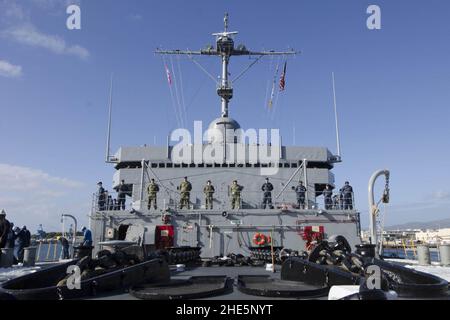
{"left": 165, "top": 64, "right": 172, "bottom": 85}
{"left": 279, "top": 61, "right": 287, "bottom": 91}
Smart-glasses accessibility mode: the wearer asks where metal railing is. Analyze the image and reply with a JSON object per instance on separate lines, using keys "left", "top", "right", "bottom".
{"left": 92, "top": 191, "right": 130, "bottom": 211}
{"left": 34, "top": 240, "right": 76, "bottom": 262}
{"left": 92, "top": 190, "right": 356, "bottom": 212}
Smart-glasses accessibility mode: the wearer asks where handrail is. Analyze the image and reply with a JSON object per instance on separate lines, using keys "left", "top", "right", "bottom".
{"left": 91, "top": 190, "right": 356, "bottom": 212}
{"left": 368, "top": 169, "right": 390, "bottom": 256}
{"left": 92, "top": 182, "right": 356, "bottom": 211}
{"left": 61, "top": 214, "right": 77, "bottom": 258}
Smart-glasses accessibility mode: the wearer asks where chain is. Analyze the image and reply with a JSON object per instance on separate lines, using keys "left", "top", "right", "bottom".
{"left": 382, "top": 175, "right": 390, "bottom": 204}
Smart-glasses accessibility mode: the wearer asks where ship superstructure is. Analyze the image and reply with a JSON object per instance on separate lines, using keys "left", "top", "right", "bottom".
{"left": 90, "top": 14, "right": 361, "bottom": 258}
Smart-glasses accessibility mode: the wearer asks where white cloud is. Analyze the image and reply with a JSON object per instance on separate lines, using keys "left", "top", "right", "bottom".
{"left": 0, "top": 163, "right": 84, "bottom": 191}
{"left": 129, "top": 14, "right": 143, "bottom": 21}
{"left": 0, "top": 163, "right": 89, "bottom": 231}
{"left": 2, "top": 24, "right": 90, "bottom": 60}
{"left": 31, "top": 0, "right": 81, "bottom": 11}
{"left": 0, "top": 59, "right": 22, "bottom": 78}
{"left": 66, "top": 44, "right": 90, "bottom": 60}
{"left": 431, "top": 190, "right": 450, "bottom": 200}
{"left": 0, "top": 1, "right": 89, "bottom": 60}
{"left": 0, "top": 0, "right": 27, "bottom": 22}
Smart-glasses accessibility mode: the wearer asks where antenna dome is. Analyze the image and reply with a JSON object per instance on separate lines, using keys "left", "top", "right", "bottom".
{"left": 207, "top": 117, "right": 241, "bottom": 144}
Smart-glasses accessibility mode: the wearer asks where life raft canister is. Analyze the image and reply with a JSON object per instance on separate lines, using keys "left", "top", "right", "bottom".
{"left": 253, "top": 233, "right": 267, "bottom": 246}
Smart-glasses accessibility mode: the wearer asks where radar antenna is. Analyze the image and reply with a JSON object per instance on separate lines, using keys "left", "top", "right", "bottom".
{"left": 224, "top": 12, "right": 229, "bottom": 32}
{"left": 156, "top": 13, "right": 299, "bottom": 118}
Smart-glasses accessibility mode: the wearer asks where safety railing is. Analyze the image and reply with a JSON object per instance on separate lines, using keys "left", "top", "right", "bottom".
{"left": 92, "top": 191, "right": 130, "bottom": 211}
{"left": 34, "top": 239, "right": 76, "bottom": 262}
{"left": 92, "top": 189, "right": 356, "bottom": 212}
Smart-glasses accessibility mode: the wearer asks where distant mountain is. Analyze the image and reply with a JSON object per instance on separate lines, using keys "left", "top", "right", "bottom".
{"left": 386, "top": 218, "right": 450, "bottom": 230}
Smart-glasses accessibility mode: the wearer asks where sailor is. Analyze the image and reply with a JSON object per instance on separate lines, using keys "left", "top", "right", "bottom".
{"left": 230, "top": 180, "right": 243, "bottom": 210}
{"left": 6, "top": 222, "right": 16, "bottom": 249}
{"left": 81, "top": 227, "right": 93, "bottom": 247}
{"left": 97, "top": 182, "right": 106, "bottom": 211}
{"left": 147, "top": 178, "right": 160, "bottom": 210}
{"left": 203, "top": 180, "right": 215, "bottom": 210}
{"left": 0, "top": 210, "right": 11, "bottom": 249}
{"left": 261, "top": 177, "right": 274, "bottom": 209}
{"left": 293, "top": 181, "right": 307, "bottom": 209}
{"left": 107, "top": 195, "right": 113, "bottom": 210}
{"left": 16, "top": 226, "right": 30, "bottom": 263}
{"left": 57, "top": 236, "right": 70, "bottom": 260}
{"left": 332, "top": 194, "right": 340, "bottom": 210}
{"left": 12, "top": 226, "right": 21, "bottom": 264}
{"left": 117, "top": 179, "right": 127, "bottom": 210}
{"left": 178, "top": 177, "right": 192, "bottom": 209}
{"left": 340, "top": 181, "right": 354, "bottom": 210}
{"left": 22, "top": 226, "right": 31, "bottom": 248}
{"left": 323, "top": 184, "right": 333, "bottom": 210}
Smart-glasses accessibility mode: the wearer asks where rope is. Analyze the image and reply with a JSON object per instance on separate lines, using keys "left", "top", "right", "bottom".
{"left": 176, "top": 56, "right": 188, "bottom": 126}
{"left": 145, "top": 162, "right": 179, "bottom": 196}
{"left": 232, "top": 54, "right": 264, "bottom": 83}
{"left": 378, "top": 201, "right": 387, "bottom": 255}
{"left": 267, "top": 57, "right": 280, "bottom": 113}
{"left": 270, "top": 56, "right": 287, "bottom": 122}
{"left": 263, "top": 56, "right": 274, "bottom": 112}
{"left": 186, "top": 74, "right": 208, "bottom": 110}
{"left": 170, "top": 56, "right": 185, "bottom": 128}
{"left": 161, "top": 55, "right": 182, "bottom": 128}
{"left": 186, "top": 53, "right": 218, "bottom": 84}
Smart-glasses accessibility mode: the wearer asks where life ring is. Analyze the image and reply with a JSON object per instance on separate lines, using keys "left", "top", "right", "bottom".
{"left": 253, "top": 233, "right": 266, "bottom": 246}
{"left": 266, "top": 235, "right": 272, "bottom": 245}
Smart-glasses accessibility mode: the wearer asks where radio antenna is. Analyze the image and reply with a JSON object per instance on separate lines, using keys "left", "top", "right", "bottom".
{"left": 105, "top": 73, "right": 114, "bottom": 163}
{"left": 332, "top": 72, "right": 342, "bottom": 161}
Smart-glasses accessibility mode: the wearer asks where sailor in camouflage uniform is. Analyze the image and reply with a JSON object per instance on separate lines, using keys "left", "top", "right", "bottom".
{"left": 203, "top": 180, "right": 215, "bottom": 210}
{"left": 230, "top": 180, "right": 243, "bottom": 210}
{"left": 147, "top": 178, "right": 160, "bottom": 210}
{"left": 178, "top": 177, "right": 192, "bottom": 209}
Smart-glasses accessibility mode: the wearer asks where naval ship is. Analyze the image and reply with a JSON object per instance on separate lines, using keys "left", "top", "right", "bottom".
{"left": 3, "top": 14, "right": 448, "bottom": 301}
{"left": 89, "top": 13, "right": 361, "bottom": 261}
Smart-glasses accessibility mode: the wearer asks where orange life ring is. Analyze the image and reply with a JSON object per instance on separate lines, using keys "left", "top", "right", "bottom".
{"left": 266, "top": 235, "right": 272, "bottom": 244}
{"left": 253, "top": 233, "right": 267, "bottom": 246}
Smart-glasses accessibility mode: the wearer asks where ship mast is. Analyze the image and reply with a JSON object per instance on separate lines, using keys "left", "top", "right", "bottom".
{"left": 156, "top": 13, "right": 298, "bottom": 119}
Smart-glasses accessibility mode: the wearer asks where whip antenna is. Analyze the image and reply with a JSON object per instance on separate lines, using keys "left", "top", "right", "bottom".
{"left": 332, "top": 72, "right": 342, "bottom": 161}
{"left": 105, "top": 73, "right": 114, "bottom": 163}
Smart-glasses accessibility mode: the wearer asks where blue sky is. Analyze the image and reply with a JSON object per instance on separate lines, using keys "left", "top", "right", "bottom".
{"left": 1, "top": 0, "right": 449, "bottom": 232}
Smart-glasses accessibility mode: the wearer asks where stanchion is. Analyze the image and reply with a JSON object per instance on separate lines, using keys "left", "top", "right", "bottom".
{"left": 45, "top": 240, "right": 51, "bottom": 261}
{"left": 36, "top": 242, "right": 42, "bottom": 262}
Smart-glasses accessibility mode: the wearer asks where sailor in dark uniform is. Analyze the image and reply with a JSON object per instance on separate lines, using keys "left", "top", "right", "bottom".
{"left": 323, "top": 184, "right": 333, "bottom": 210}
{"left": 117, "top": 180, "right": 127, "bottom": 210}
{"left": 332, "top": 194, "right": 340, "bottom": 210}
{"left": 293, "top": 181, "right": 307, "bottom": 209}
{"left": 97, "top": 182, "right": 106, "bottom": 210}
{"left": 261, "top": 178, "right": 274, "bottom": 209}
{"left": 340, "top": 181, "right": 354, "bottom": 210}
